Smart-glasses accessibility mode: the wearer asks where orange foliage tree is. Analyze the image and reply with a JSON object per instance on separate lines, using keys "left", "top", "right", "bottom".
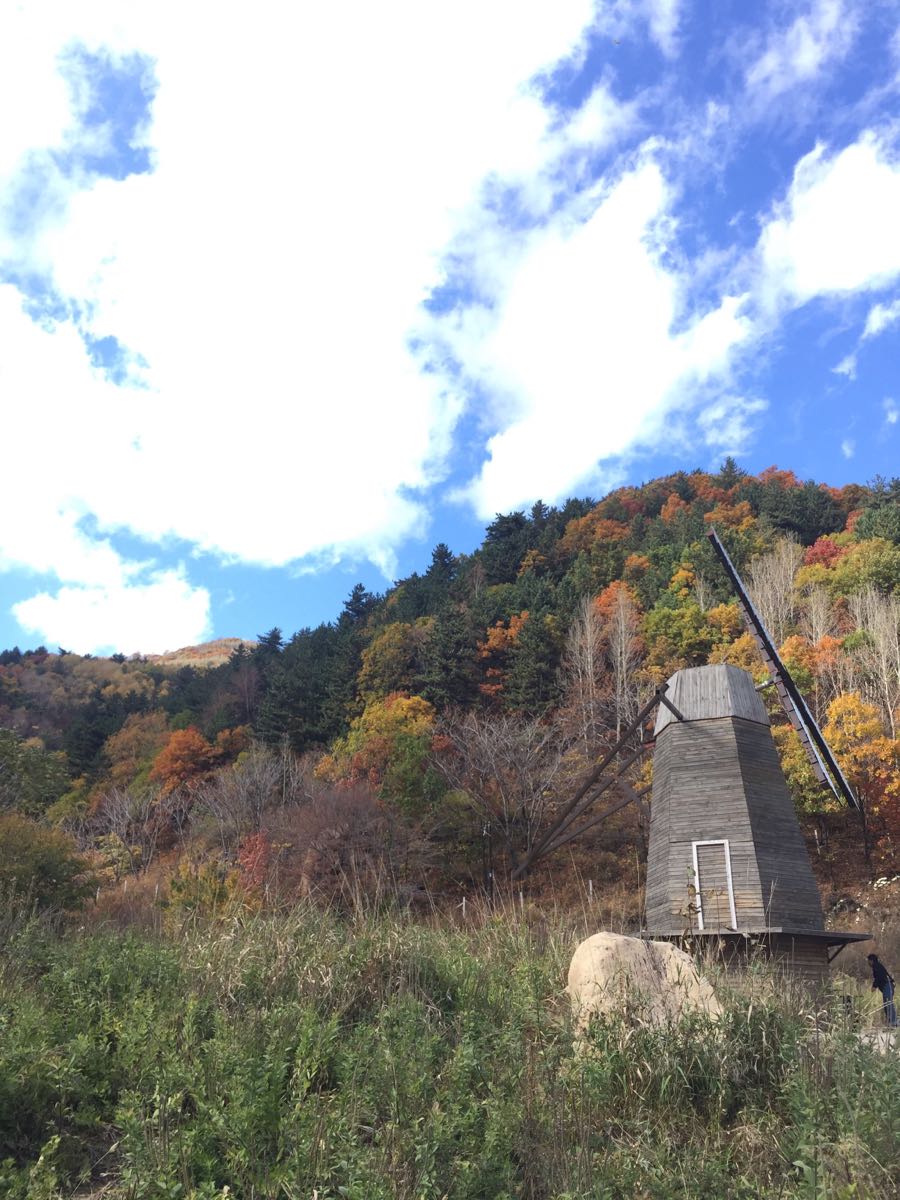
{"left": 477, "top": 612, "right": 528, "bottom": 700}
{"left": 758, "top": 466, "right": 800, "bottom": 489}
{"left": 703, "top": 499, "right": 754, "bottom": 531}
{"left": 149, "top": 725, "right": 249, "bottom": 796}
{"left": 823, "top": 693, "right": 900, "bottom": 869}
{"left": 660, "top": 493, "right": 690, "bottom": 524}
{"left": 803, "top": 537, "right": 847, "bottom": 569}
{"left": 150, "top": 728, "right": 218, "bottom": 794}
{"left": 557, "top": 512, "right": 629, "bottom": 558}
{"left": 103, "top": 712, "right": 171, "bottom": 790}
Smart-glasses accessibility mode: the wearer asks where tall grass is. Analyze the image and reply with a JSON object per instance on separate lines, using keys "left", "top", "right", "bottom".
{"left": 1, "top": 900, "right": 897, "bottom": 1199}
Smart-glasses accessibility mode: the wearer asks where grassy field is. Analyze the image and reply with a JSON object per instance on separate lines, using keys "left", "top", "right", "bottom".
{"left": 1, "top": 898, "right": 897, "bottom": 1200}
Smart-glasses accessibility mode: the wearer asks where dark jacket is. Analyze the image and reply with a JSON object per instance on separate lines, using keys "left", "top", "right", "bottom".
{"left": 870, "top": 959, "right": 894, "bottom": 991}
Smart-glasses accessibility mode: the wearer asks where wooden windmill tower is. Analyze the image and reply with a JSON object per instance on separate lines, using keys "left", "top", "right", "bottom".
{"left": 642, "top": 662, "right": 866, "bottom": 977}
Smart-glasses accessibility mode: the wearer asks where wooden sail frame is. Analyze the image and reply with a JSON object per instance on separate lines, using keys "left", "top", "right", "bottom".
{"left": 705, "top": 527, "right": 858, "bottom": 810}
{"left": 510, "top": 685, "right": 675, "bottom": 879}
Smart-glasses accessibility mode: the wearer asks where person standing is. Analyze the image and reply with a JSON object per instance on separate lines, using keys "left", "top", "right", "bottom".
{"left": 867, "top": 953, "right": 897, "bottom": 1027}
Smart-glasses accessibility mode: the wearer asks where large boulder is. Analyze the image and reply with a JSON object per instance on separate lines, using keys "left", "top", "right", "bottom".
{"left": 567, "top": 932, "right": 722, "bottom": 1032}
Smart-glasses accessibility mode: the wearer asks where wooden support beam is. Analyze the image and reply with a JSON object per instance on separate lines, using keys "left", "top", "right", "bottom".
{"left": 538, "top": 789, "right": 638, "bottom": 859}
{"left": 658, "top": 693, "right": 686, "bottom": 722}
{"left": 534, "top": 743, "right": 650, "bottom": 851}
{"left": 512, "top": 743, "right": 652, "bottom": 880}
{"left": 516, "top": 686, "right": 666, "bottom": 877}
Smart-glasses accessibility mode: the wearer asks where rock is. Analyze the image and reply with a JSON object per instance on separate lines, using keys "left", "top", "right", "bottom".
{"left": 858, "top": 1029, "right": 897, "bottom": 1054}
{"left": 567, "top": 931, "right": 722, "bottom": 1032}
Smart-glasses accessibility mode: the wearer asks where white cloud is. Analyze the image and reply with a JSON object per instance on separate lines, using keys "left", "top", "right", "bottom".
{"left": 863, "top": 297, "right": 900, "bottom": 339}
{"left": 759, "top": 132, "right": 900, "bottom": 307}
{"left": 832, "top": 353, "right": 857, "bottom": 379}
{"left": 885, "top": 398, "right": 899, "bottom": 425}
{"left": 1, "top": 0, "right": 617, "bottom": 649}
{"left": 745, "top": 0, "right": 858, "bottom": 102}
{"left": 437, "top": 159, "right": 751, "bottom": 516}
{"left": 2, "top": 1, "right": 893, "bottom": 655}
{"left": 697, "top": 396, "right": 767, "bottom": 456}
{"left": 0, "top": 288, "right": 210, "bottom": 655}
{"left": 638, "top": 0, "right": 682, "bottom": 58}
{"left": 12, "top": 569, "right": 211, "bottom": 657}
{"left": 840, "top": 437, "right": 855, "bottom": 458}
{"left": 586, "top": 0, "right": 682, "bottom": 58}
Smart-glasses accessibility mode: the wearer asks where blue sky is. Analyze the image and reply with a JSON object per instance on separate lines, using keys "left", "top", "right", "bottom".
{"left": 1, "top": 0, "right": 899, "bottom": 655}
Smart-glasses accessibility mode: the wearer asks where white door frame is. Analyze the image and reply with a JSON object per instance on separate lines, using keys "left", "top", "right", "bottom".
{"left": 691, "top": 838, "right": 737, "bottom": 931}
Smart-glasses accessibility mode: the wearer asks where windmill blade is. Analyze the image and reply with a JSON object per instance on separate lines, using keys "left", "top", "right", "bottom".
{"left": 706, "top": 527, "right": 858, "bottom": 810}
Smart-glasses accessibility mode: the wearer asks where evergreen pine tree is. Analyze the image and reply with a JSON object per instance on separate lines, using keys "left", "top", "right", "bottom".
{"left": 421, "top": 608, "right": 479, "bottom": 710}
{"left": 504, "top": 613, "right": 562, "bottom": 715}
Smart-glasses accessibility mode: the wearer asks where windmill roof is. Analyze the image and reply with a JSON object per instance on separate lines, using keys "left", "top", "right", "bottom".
{"left": 655, "top": 664, "right": 769, "bottom": 735}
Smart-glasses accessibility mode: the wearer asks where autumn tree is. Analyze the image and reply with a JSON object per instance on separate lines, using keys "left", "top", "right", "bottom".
{"left": 799, "top": 584, "right": 835, "bottom": 644}
{"left": 746, "top": 538, "right": 803, "bottom": 646}
{"left": 150, "top": 727, "right": 217, "bottom": 794}
{"left": 848, "top": 586, "right": 900, "bottom": 737}
{"left": 644, "top": 602, "right": 719, "bottom": 676}
{"left": 195, "top": 743, "right": 288, "bottom": 852}
{"left": 103, "top": 711, "right": 170, "bottom": 791}
{"left": 357, "top": 620, "right": 430, "bottom": 702}
{"left": 436, "top": 709, "right": 574, "bottom": 874}
{"left": 90, "top": 783, "right": 183, "bottom": 875}
{"left": 561, "top": 595, "right": 607, "bottom": 751}
{"left": 796, "top": 536, "right": 900, "bottom": 598}
{"left": 771, "top": 724, "right": 825, "bottom": 813}
{"left": 823, "top": 693, "right": 900, "bottom": 868}
{"left": 0, "top": 814, "right": 93, "bottom": 910}
{"left": 477, "top": 612, "right": 529, "bottom": 702}
{"left": 0, "top": 729, "right": 70, "bottom": 817}
{"left": 316, "top": 693, "right": 443, "bottom": 814}
{"left": 597, "top": 582, "right": 644, "bottom": 738}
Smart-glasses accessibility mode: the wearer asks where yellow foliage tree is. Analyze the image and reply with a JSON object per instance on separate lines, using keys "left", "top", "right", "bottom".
{"left": 357, "top": 620, "right": 430, "bottom": 703}
{"left": 823, "top": 693, "right": 900, "bottom": 868}
{"left": 315, "top": 694, "right": 441, "bottom": 812}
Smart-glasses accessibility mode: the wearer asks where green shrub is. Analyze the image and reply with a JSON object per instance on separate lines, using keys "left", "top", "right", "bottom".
{"left": 0, "top": 814, "right": 93, "bottom": 911}
{"left": 0, "top": 909, "right": 897, "bottom": 1198}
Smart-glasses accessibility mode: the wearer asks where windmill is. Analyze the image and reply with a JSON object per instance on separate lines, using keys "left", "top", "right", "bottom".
{"left": 514, "top": 527, "right": 869, "bottom": 978}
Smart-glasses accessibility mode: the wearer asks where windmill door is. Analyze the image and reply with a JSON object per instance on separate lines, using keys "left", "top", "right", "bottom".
{"left": 692, "top": 839, "right": 737, "bottom": 931}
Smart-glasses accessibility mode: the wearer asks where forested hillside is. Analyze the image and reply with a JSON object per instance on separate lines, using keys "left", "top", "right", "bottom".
{"left": 3, "top": 460, "right": 900, "bottom": 907}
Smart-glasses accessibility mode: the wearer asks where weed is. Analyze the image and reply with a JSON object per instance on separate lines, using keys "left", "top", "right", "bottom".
{"left": 0, "top": 904, "right": 896, "bottom": 1198}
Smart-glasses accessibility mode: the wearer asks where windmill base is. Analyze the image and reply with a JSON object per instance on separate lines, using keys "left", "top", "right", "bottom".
{"left": 643, "top": 929, "right": 870, "bottom": 986}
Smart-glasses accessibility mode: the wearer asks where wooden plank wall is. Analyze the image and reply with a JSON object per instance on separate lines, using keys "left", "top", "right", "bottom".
{"left": 688, "top": 935, "right": 830, "bottom": 984}
{"left": 736, "top": 719, "right": 824, "bottom": 930}
{"left": 645, "top": 714, "right": 824, "bottom": 934}
{"left": 646, "top": 716, "right": 764, "bottom": 931}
